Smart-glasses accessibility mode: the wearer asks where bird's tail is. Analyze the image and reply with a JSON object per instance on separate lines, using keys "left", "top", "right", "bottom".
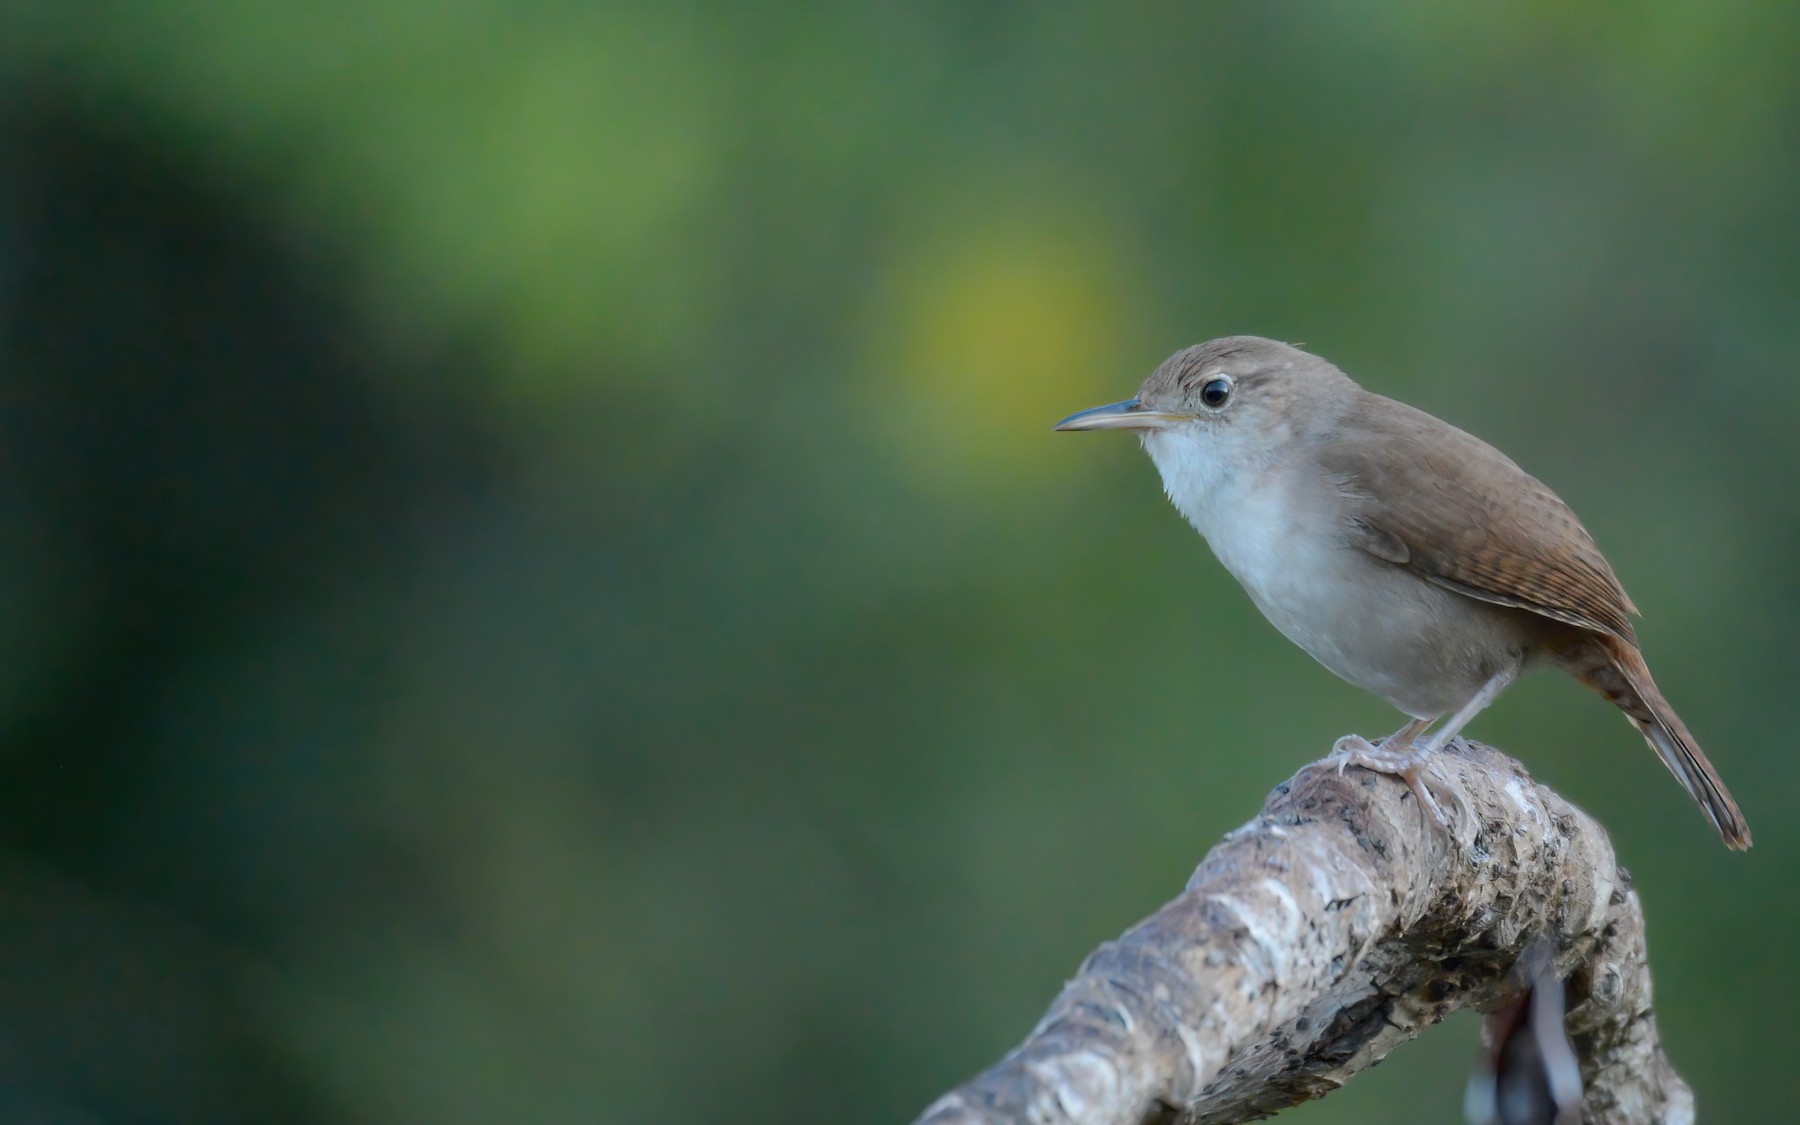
{"left": 1577, "top": 636, "right": 1751, "bottom": 850}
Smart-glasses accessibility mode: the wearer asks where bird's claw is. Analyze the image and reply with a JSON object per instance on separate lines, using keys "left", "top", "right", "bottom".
{"left": 1331, "top": 733, "right": 1376, "bottom": 777}
{"left": 1327, "top": 736, "right": 1463, "bottom": 831}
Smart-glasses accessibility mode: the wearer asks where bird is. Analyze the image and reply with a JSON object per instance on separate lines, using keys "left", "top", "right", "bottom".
{"left": 1054, "top": 335, "right": 1750, "bottom": 850}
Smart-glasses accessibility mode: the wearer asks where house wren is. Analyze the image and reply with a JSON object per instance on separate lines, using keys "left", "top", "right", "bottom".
{"left": 1056, "top": 336, "right": 1750, "bottom": 850}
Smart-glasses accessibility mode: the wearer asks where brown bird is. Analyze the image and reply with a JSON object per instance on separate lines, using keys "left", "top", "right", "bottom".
{"left": 1056, "top": 336, "right": 1750, "bottom": 849}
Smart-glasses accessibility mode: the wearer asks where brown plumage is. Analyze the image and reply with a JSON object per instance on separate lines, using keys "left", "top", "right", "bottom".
{"left": 1057, "top": 335, "right": 1752, "bottom": 850}
{"left": 1324, "top": 396, "right": 1638, "bottom": 644}
{"left": 1321, "top": 394, "right": 1750, "bottom": 850}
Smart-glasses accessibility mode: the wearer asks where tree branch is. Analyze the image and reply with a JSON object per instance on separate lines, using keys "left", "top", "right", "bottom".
{"left": 915, "top": 739, "right": 1693, "bottom": 1125}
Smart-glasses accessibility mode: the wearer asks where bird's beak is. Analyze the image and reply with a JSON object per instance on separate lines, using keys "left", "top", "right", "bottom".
{"left": 1053, "top": 400, "right": 1191, "bottom": 432}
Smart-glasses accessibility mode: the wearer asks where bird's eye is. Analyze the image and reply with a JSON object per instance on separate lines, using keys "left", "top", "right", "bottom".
{"left": 1200, "top": 377, "right": 1232, "bottom": 409}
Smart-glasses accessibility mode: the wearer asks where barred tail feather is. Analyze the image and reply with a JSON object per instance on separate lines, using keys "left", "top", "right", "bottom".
{"left": 1603, "top": 640, "right": 1752, "bottom": 850}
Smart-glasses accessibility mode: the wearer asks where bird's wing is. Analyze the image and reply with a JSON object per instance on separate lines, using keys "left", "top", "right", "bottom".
{"left": 1320, "top": 394, "right": 1639, "bottom": 644}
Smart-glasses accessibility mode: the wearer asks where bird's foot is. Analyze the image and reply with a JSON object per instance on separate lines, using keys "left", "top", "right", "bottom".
{"left": 1328, "top": 734, "right": 1458, "bottom": 830}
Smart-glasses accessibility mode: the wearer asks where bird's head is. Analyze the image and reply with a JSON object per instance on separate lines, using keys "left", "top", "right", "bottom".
{"left": 1055, "top": 336, "right": 1354, "bottom": 482}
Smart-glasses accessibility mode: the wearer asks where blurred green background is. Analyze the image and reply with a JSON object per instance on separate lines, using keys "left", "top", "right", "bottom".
{"left": 1, "top": 3, "right": 1796, "bottom": 1122}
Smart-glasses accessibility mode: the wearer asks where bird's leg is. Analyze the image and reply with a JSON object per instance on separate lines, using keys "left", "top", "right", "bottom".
{"left": 1331, "top": 718, "right": 1448, "bottom": 825}
{"left": 1416, "top": 664, "right": 1518, "bottom": 753}
{"left": 1331, "top": 716, "right": 1432, "bottom": 763}
{"left": 1329, "top": 667, "right": 1521, "bottom": 829}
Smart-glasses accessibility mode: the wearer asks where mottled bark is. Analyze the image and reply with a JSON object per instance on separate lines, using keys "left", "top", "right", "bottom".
{"left": 916, "top": 739, "right": 1692, "bottom": 1125}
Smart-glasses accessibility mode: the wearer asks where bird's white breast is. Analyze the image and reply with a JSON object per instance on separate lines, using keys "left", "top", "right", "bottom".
{"left": 1139, "top": 425, "right": 1503, "bottom": 718}
{"left": 1144, "top": 427, "right": 1342, "bottom": 653}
